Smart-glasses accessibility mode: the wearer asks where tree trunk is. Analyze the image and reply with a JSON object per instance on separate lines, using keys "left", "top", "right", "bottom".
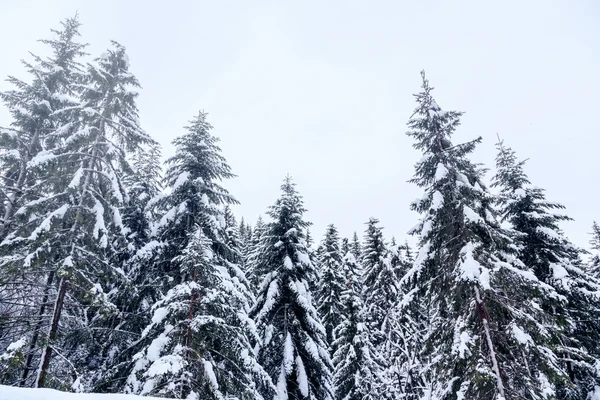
{"left": 19, "top": 271, "right": 55, "bottom": 386}
{"left": 35, "top": 276, "right": 67, "bottom": 388}
{"left": 474, "top": 286, "right": 505, "bottom": 398}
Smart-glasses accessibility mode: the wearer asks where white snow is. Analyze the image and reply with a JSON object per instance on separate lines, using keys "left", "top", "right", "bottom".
{"left": 283, "top": 332, "right": 295, "bottom": 375}
{"left": 0, "top": 338, "right": 27, "bottom": 361}
{"left": 435, "top": 163, "right": 449, "bottom": 181}
{"left": 457, "top": 243, "right": 490, "bottom": 290}
{"left": 202, "top": 359, "right": 220, "bottom": 392}
{"left": 283, "top": 255, "right": 294, "bottom": 270}
{"left": 135, "top": 240, "right": 163, "bottom": 259}
{"left": 0, "top": 386, "right": 163, "bottom": 400}
{"left": 29, "top": 204, "right": 69, "bottom": 240}
{"left": 463, "top": 206, "right": 483, "bottom": 224}
{"left": 514, "top": 188, "right": 527, "bottom": 198}
{"left": 511, "top": 324, "right": 532, "bottom": 345}
{"left": 588, "top": 386, "right": 600, "bottom": 400}
{"left": 537, "top": 372, "right": 555, "bottom": 399}
{"left": 456, "top": 331, "right": 472, "bottom": 358}
{"left": 28, "top": 150, "right": 57, "bottom": 168}
{"left": 537, "top": 226, "right": 561, "bottom": 240}
{"left": 431, "top": 190, "right": 444, "bottom": 210}
{"left": 550, "top": 263, "right": 568, "bottom": 280}
{"left": 295, "top": 355, "right": 309, "bottom": 397}
{"left": 68, "top": 167, "right": 84, "bottom": 189}
{"left": 296, "top": 250, "right": 311, "bottom": 266}
{"left": 92, "top": 199, "right": 106, "bottom": 241}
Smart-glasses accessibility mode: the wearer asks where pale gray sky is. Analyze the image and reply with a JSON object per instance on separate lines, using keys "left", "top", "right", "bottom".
{"left": 1, "top": 0, "right": 599, "bottom": 249}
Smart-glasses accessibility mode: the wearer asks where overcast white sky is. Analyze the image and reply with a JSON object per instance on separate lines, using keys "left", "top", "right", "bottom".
{"left": 1, "top": 0, "right": 599, "bottom": 249}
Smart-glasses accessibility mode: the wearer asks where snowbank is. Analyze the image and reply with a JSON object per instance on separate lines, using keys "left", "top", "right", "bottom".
{"left": 0, "top": 386, "right": 159, "bottom": 400}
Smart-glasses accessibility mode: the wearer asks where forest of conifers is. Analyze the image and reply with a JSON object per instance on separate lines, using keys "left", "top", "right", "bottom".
{"left": 0, "top": 16, "right": 599, "bottom": 400}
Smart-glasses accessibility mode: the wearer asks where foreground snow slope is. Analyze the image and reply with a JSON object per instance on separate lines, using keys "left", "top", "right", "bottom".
{"left": 0, "top": 386, "right": 160, "bottom": 400}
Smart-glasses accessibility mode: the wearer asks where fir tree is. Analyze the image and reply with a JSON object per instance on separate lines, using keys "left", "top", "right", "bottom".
{"left": 492, "top": 139, "right": 600, "bottom": 398}
{"left": 250, "top": 177, "right": 333, "bottom": 400}
{"left": 1, "top": 41, "right": 155, "bottom": 389}
{"left": 401, "top": 71, "right": 580, "bottom": 399}
{"left": 246, "top": 215, "right": 266, "bottom": 291}
{"left": 120, "top": 111, "right": 263, "bottom": 398}
{"left": 125, "top": 227, "right": 268, "bottom": 399}
{"left": 386, "top": 238, "right": 412, "bottom": 282}
{"left": 350, "top": 232, "right": 362, "bottom": 260}
{"left": 0, "top": 16, "right": 87, "bottom": 387}
{"left": 360, "top": 218, "right": 398, "bottom": 343}
{"left": 332, "top": 250, "right": 379, "bottom": 400}
{"left": 590, "top": 221, "right": 600, "bottom": 278}
{"left": 0, "top": 15, "right": 87, "bottom": 240}
{"left": 315, "top": 224, "right": 345, "bottom": 351}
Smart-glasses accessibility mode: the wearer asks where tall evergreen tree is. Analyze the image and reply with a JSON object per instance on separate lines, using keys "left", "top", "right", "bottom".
{"left": 246, "top": 215, "right": 266, "bottom": 291}
{"left": 350, "top": 232, "right": 362, "bottom": 260}
{"left": 360, "top": 218, "right": 398, "bottom": 343}
{"left": 401, "top": 71, "right": 581, "bottom": 399}
{"left": 492, "top": 139, "right": 600, "bottom": 398}
{"left": 0, "top": 17, "right": 87, "bottom": 387}
{"left": 590, "top": 221, "right": 600, "bottom": 278}
{"left": 332, "top": 250, "right": 379, "bottom": 400}
{"left": 315, "top": 224, "right": 345, "bottom": 351}
{"left": 1, "top": 41, "right": 155, "bottom": 389}
{"left": 250, "top": 177, "right": 333, "bottom": 400}
{"left": 0, "top": 15, "right": 87, "bottom": 240}
{"left": 119, "top": 111, "right": 264, "bottom": 399}
{"left": 386, "top": 238, "right": 412, "bottom": 282}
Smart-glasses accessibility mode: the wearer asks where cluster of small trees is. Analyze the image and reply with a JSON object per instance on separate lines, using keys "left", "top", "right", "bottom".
{"left": 1, "top": 16, "right": 599, "bottom": 400}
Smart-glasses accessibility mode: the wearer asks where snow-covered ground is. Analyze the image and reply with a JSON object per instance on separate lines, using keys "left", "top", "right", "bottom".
{"left": 0, "top": 386, "right": 159, "bottom": 400}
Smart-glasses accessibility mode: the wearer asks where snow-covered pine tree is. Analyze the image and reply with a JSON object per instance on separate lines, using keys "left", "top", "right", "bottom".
{"left": 86, "top": 142, "right": 164, "bottom": 392}
{"left": 122, "top": 143, "right": 163, "bottom": 251}
{"left": 340, "top": 238, "right": 350, "bottom": 256}
{"left": 1, "top": 41, "right": 154, "bottom": 389}
{"left": 492, "top": 139, "right": 600, "bottom": 398}
{"left": 358, "top": 219, "right": 400, "bottom": 398}
{"left": 315, "top": 224, "right": 345, "bottom": 352}
{"left": 0, "top": 16, "right": 87, "bottom": 386}
{"left": 360, "top": 218, "right": 398, "bottom": 344}
{"left": 223, "top": 205, "right": 244, "bottom": 266}
{"left": 590, "top": 221, "right": 600, "bottom": 278}
{"left": 332, "top": 249, "right": 379, "bottom": 400}
{"left": 120, "top": 111, "right": 265, "bottom": 399}
{"left": 0, "top": 15, "right": 87, "bottom": 240}
{"left": 350, "top": 232, "right": 362, "bottom": 260}
{"left": 386, "top": 238, "right": 412, "bottom": 283}
{"left": 246, "top": 215, "right": 266, "bottom": 291}
{"left": 401, "top": 71, "right": 580, "bottom": 399}
{"left": 306, "top": 228, "right": 322, "bottom": 296}
{"left": 250, "top": 177, "right": 333, "bottom": 400}
{"left": 125, "top": 227, "right": 268, "bottom": 399}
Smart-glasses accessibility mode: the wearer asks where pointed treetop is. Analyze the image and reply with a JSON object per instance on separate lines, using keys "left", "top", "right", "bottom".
{"left": 491, "top": 137, "right": 531, "bottom": 193}
{"left": 591, "top": 221, "right": 600, "bottom": 251}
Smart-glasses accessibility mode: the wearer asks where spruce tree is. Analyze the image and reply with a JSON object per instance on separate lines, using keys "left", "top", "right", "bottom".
{"left": 386, "top": 238, "right": 412, "bottom": 282}
{"left": 0, "top": 15, "right": 87, "bottom": 240}
{"left": 492, "top": 139, "right": 600, "bottom": 398}
{"left": 315, "top": 224, "right": 345, "bottom": 351}
{"left": 0, "top": 16, "right": 87, "bottom": 387}
{"left": 246, "top": 215, "right": 266, "bottom": 291}
{"left": 250, "top": 177, "right": 333, "bottom": 400}
{"left": 401, "top": 71, "right": 579, "bottom": 399}
{"left": 590, "top": 221, "right": 600, "bottom": 278}
{"left": 360, "top": 218, "right": 398, "bottom": 343}
{"left": 1, "top": 41, "right": 155, "bottom": 389}
{"left": 350, "top": 232, "right": 362, "bottom": 260}
{"left": 332, "top": 250, "right": 379, "bottom": 400}
{"left": 120, "top": 111, "right": 264, "bottom": 399}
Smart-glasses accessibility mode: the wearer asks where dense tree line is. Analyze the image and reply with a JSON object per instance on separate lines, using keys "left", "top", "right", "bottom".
{"left": 1, "top": 17, "right": 599, "bottom": 400}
